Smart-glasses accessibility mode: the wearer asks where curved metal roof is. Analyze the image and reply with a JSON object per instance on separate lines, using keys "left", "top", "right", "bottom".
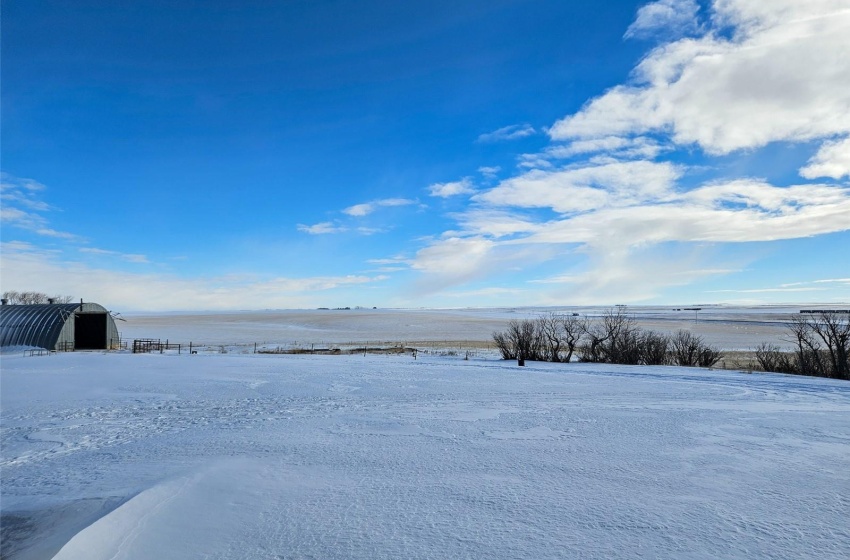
{"left": 0, "top": 303, "right": 110, "bottom": 349}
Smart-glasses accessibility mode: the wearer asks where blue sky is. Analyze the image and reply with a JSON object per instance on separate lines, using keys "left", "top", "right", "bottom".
{"left": 2, "top": 0, "right": 849, "bottom": 311}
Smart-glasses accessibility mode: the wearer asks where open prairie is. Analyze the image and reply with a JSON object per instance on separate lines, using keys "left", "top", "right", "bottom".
{"left": 119, "top": 305, "right": 841, "bottom": 351}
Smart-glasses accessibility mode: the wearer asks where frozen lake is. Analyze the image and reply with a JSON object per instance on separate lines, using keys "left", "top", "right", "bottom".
{"left": 1, "top": 352, "right": 849, "bottom": 559}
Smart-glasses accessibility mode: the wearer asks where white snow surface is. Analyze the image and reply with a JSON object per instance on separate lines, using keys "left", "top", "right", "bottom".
{"left": 1, "top": 352, "right": 849, "bottom": 559}
{"left": 117, "top": 305, "right": 824, "bottom": 350}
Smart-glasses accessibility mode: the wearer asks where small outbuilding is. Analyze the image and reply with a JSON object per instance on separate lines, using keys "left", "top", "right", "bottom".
{"left": 0, "top": 301, "right": 121, "bottom": 351}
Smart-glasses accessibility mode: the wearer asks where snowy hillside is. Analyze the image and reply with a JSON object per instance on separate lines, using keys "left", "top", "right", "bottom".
{"left": 2, "top": 352, "right": 849, "bottom": 559}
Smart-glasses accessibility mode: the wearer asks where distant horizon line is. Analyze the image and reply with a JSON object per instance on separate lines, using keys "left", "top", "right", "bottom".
{"left": 116, "top": 302, "right": 850, "bottom": 316}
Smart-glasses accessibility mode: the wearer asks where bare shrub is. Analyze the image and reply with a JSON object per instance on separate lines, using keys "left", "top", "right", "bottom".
{"left": 754, "top": 343, "right": 798, "bottom": 374}
{"left": 671, "top": 330, "right": 722, "bottom": 367}
{"left": 493, "top": 309, "right": 722, "bottom": 370}
{"left": 492, "top": 331, "right": 516, "bottom": 360}
{"left": 508, "top": 319, "right": 544, "bottom": 362}
{"left": 640, "top": 331, "right": 670, "bottom": 366}
{"left": 697, "top": 345, "right": 723, "bottom": 368}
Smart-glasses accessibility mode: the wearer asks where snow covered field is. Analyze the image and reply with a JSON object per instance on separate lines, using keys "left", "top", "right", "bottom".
{"left": 119, "top": 305, "right": 825, "bottom": 351}
{"left": 2, "top": 351, "right": 849, "bottom": 559}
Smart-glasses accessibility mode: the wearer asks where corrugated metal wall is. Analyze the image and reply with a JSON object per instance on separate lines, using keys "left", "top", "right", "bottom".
{"left": 0, "top": 303, "right": 120, "bottom": 350}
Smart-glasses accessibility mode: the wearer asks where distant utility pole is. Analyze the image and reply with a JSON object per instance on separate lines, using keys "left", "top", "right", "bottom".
{"left": 684, "top": 307, "right": 702, "bottom": 322}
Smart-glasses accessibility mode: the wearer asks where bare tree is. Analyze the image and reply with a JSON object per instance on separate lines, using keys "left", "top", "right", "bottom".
{"left": 786, "top": 314, "right": 850, "bottom": 379}
{"left": 787, "top": 315, "right": 827, "bottom": 377}
{"left": 557, "top": 314, "right": 585, "bottom": 363}
{"left": 578, "top": 319, "right": 610, "bottom": 363}
{"left": 579, "top": 308, "right": 642, "bottom": 364}
{"left": 809, "top": 313, "right": 850, "bottom": 380}
{"left": 3, "top": 291, "right": 74, "bottom": 304}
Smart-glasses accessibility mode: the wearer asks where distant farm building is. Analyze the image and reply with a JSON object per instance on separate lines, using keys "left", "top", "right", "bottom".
{"left": 0, "top": 301, "right": 120, "bottom": 351}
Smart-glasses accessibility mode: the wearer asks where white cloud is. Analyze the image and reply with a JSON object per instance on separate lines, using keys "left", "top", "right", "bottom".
{"left": 368, "top": 256, "right": 410, "bottom": 266}
{"left": 34, "top": 228, "right": 84, "bottom": 241}
{"left": 520, "top": 137, "right": 668, "bottom": 169}
{"left": 550, "top": 1, "right": 850, "bottom": 156}
{"left": 412, "top": 160, "right": 850, "bottom": 299}
{"left": 452, "top": 210, "right": 539, "bottom": 238}
{"left": 411, "top": 236, "right": 496, "bottom": 278}
{"left": 409, "top": 233, "right": 566, "bottom": 296}
{"left": 0, "top": 173, "right": 82, "bottom": 241}
{"left": 297, "top": 221, "right": 347, "bottom": 234}
{"left": 515, "top": 180, "right": 850, "bottom": 250}
{"left": 0, "top": 191, "right": 51, "bottom": 211}
{"left": 366, "top": 255, "right": 411, "bottom": 272}
{"left": 356, "top": 226, "right": 386, "bottom": 235}
{"left": 0, "top": 241, "right": 388, "bottom": 311}
{"left": 624, "top": 0, "right": 701, "bottom": 40}
{"left": 409, "top": 236, "right": 558, "bottom": 292}
{"left": 800, "top": 136, "right": 850, "bottom": 179}
{"left": 478, "top": 166, "right": 501, "bottom": 179}
{"left": 0, "top": 172, "right": 46, "bottom": 193}
{"left": 342, "top": 198, "right": 417, "bottom": 217}
{"left": 376, "top": 198, "right": 415, "bottom": 208}
{"left": 552, "top": 136, "right": 666, "bottom": 159}
{"left": 527, "top": 247, "right": 736, "bottom": 304}
{"left": 1, "top": 206, "right": 43, "bottom": 229}
{"left": 474, "top": 160, "right": 682, "bottom": 213}
{"left": 710, "top": 287, "right": 824, "bottom": 294}
{"left": 477, "top": 124, "right": 536, "bottom": 143}
{"left": 428, "top": 178, "right": 475, "bottom": 198}
{"left": 79, "top": 247, "right": 150, "bottom": 263}
{"left": 438, "top": 286, "right": 526, "bottom": 299}
{"left": 813, "top": 277, "right": 850, "bottom": 284}
{"left": 343, "top": 203, "right": 374, "bottom": 217}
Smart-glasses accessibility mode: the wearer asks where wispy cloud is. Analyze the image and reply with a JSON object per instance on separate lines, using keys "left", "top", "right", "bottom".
{"left": 297, "top": 221, "right": 348, "bottom": 235}
{"left": 533, "top": 136, "right": 667, "bottom": 162}
{"left": 79, "top": 247, "right": 150, "bottom": 263}
{"left": 780, "top": 278, "right": 850, "bottom": 288}
{"left": 477, "top": 124, "right": 536, "bottom": 143}
{"left": 473, "top": 160, "right": 683, "bottom": 213}
{"left": 428, "top": 178, "right": 475, "bottom": 198}
{"left": 0, "top": 173, "right": 83, "bottom": 241}
{"left": 624, "top": 0, "right": 701, "bottom": 40}
{"left": 356, "top": 226, "right": 387, "bottom": 235}
{"left": 478, "top": 166, "right": 501, "bottom": 179}
{"left": 1, "top": 241, "right": 389, "bottom": 311}
{"left": 709, "top": 287, "right": 825, "bottom": 294}
{"left": 412, "top": 161, "right": 850, "bottom": 300}
{"left": 439, "top": 286, "right": 526, "bottom": 299}
{"left": 343, "top": 198, "right": 417, "bottom": 217}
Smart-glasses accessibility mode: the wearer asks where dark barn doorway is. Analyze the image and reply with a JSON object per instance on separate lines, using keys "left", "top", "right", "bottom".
{"left": 75, "top": 313, "right": 107, "bottom": 350}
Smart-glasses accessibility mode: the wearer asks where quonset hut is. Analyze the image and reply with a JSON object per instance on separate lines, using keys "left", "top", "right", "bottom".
{"left": 0, "top": 301, "right": 120, "bottom": 351}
